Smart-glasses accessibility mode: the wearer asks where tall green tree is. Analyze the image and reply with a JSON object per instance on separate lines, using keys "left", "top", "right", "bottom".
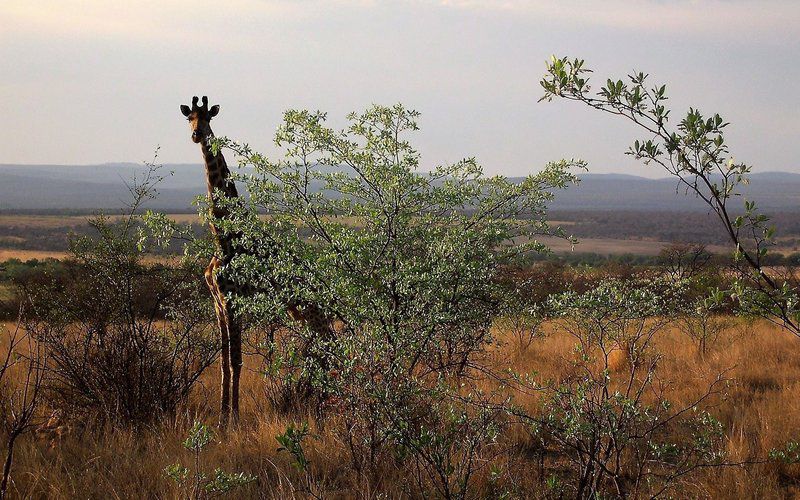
{"left": 207, "top": 104, "right": 582, "bottom": 491}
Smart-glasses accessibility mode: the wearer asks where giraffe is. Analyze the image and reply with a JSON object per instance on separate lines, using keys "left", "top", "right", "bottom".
{"left": 180, "top": 96, "right": 333, "bottom": 427}
{"left": 180, "top": 96, "right": 242, "bottom": 427}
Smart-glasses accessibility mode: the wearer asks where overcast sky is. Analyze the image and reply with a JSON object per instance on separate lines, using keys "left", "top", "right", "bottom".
{"left": 2, "top": 0, "right": 798, "bottom": 177}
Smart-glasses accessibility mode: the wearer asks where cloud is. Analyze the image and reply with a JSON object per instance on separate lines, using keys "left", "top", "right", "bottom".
{"left": 435, "top": 0, "right": 800, "bottom": 39}
{"left": 0, "top": 1, "right": 321, "bottom": 48}
{"left": 4, "top": 0, "right": 795, "bottom": 46}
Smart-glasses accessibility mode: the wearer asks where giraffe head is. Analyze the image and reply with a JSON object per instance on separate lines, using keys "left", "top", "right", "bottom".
{"left": 180, "top": 96, "right": 220, "bottom": 144}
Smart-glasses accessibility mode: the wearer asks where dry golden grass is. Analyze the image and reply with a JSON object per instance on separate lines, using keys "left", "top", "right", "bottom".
{"left": 0, "top": 250, "right": 181, "bottom": 266}
{"left": 0, "top": 216, "right": 94, "bottom": 229}
{"left": 2, "top": 319, "right": 800, "bottom": 498}
{"left": 0, "top": 250, "right": 67, "bottom": 261}
{"left": 539, "top": 236, "right": 733, "bottom": 256}
{"left": 495, "top": 319, "right": 800, "bottom": 498}
{"left": 0, "top": 285, "right": 15, "bottom": 302}
{"left": 0, "top": 214, "right": 198, "bottom": 229}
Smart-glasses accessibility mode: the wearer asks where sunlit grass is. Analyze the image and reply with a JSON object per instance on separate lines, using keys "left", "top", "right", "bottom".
{"left": 2, "top": 318, "right": 800, "bottom": 498}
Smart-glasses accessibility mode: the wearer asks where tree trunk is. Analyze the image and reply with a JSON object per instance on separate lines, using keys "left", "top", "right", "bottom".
{"left": 1, "top": 432, "right": 19, "bottom": 500}
{"left": 228, "top": 314, "right": 242, "bottom": 423}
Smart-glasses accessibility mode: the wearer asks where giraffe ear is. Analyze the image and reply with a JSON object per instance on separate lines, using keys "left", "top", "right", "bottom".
{"left": 209, "top": 105, "right": 220, "bottom": 118}
{"left": 180, "top": 105, "right": 192, "bottom": 117}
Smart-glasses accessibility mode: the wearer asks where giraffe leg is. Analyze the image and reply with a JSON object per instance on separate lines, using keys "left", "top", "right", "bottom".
{"left": 228, "top": 315, "right": 243, "bottom": 423}
{"left": 206, "top": 258, "right": 232, "bottom": 429}
{"left": 218, "top": 299, "right": 232, "bottom": 428}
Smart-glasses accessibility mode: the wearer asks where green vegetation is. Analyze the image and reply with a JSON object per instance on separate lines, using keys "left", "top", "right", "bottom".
{"left": 541, "top": 56, "right": 800, "bottom": 336}
{"left": 165, "top": 421, "right": 257, "bottom": 499}
{"left": 2, "top": 65, "right": 800, "bottom": 497}
{"left": 207, "top": 104, "right": 580, "bottom": 494}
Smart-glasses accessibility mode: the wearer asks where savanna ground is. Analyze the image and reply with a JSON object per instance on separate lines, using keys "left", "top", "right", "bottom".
{"left": 1, "top": 204, "right": 799, "bottom": 498}
{"left": 2, "top": 316, "right": 799, "bottom": 499}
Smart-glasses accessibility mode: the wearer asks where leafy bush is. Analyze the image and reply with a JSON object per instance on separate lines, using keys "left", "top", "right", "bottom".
{"left": 678, "top": 299, "right": 735, "bottom": 358}
{"left": 21, "top": 169, "right": 217, "bottom": 425}
{"left": 166, "top": 421, "right": 256, "bottom": 498}
{"left": 202, "top": 104, "right": 579, "bottom": 494}
{"left": 1, "top": 317, "right": 46, "bottom": 499}
{"left": 0, "top": 259, "right": 66, "bottom": 320}
{"left": 520, "top": 278, "right": 730, "bottom": 498}
{"left": 540, "top": 56, "right": 800, "bottom": 336}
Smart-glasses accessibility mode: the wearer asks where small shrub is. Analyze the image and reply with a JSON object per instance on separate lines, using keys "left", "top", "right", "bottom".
{"left": 276, "top": 422, "right": 311, "bottom": 472}
{"left": 521, "top": 278, "right": 731, "bottom": 498}
{"left": 678, "top": 300, "right": 735, "bottom": 357}
{"left": 166, "top": 421, "right": 256, "bottom": 499}
{"left": 1, "top": 315, "right": 46, "bottom": 499}
{"left": 22, "top": 167, "right": 217, "bottom": 425}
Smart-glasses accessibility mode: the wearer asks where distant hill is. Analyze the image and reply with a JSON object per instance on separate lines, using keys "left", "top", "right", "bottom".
{"left": 1, "top": 163, "right": 799, "bottom": 213}
{"left": 0, "top": 163, "right": 205, "bottom": 212}
{"left": 523, "top": 172, "right": 800, "bottom": 212}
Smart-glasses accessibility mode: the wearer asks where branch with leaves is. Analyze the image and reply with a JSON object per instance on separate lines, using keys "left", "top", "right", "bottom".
{"left": 540, "top": 56, "right": 799, "bottom": 335}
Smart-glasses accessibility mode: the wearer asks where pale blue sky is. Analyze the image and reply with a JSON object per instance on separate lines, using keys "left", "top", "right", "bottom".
{"left": 1, "top": 1, "right": 798, "bottom": 177}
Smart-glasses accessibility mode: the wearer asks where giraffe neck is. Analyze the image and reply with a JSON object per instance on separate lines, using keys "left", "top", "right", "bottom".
{"left": 200, "top": 129, "right": 239, "bottom": 261}
{"left": 200, "top": 130, "right": 238, "bottom": 203}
